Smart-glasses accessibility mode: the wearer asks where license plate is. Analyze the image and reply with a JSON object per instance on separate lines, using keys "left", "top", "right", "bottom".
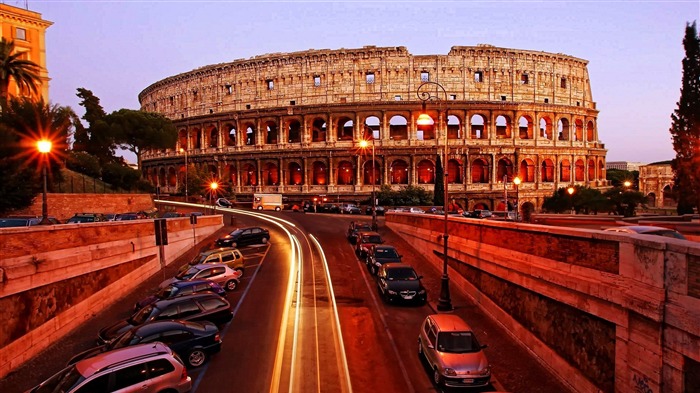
{"left": 463, "top": 379, "right": 474, "bottom": 383}
{"left": 402, "top": 295, "right": 414, "bottom": 299}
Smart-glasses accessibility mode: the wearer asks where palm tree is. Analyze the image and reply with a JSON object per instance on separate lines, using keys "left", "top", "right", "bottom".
{"left": 0, "top": 38, "right": 40, "bottom": 109}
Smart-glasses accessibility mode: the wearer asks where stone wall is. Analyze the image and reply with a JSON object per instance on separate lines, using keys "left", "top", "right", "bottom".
{"left": 386, "top": 213, "right": 700, "bottom": 393}
{"left": 0, "top": 215, "right": 222, "bottom": 378}
{"left": 13, "top": 193, "right": 154, "bottom": 222}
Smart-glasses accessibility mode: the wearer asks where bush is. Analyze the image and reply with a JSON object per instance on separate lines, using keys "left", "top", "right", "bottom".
{"left": 66, "top": 151, "right": 101, "bottom": 178}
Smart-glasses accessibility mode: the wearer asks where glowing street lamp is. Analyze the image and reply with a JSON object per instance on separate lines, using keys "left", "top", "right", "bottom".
{"left": 359, "top": 137, "right": 377, "bottom": 231}
{"left": 623, "top": 180, "right": 632, "bottom": 188}
{"left": 37, "top": 139, "right": 52, "bottom": 225}
{"left": 567, "top": 186, "right": 575, "bottom": 214}
{"left": 210, "top": 181, "right": 218, "bottom": 214}
{"left": 513, "top": 176, "right": 521, "bottom": 221}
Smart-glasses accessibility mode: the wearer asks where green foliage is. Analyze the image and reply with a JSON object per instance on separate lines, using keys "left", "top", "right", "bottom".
{"left": 542, "top": 187, "right": 574, "bottom": 213}
{"left": 542, "top": 186, "right": 614, "bottom": 215}
{"left": 670, "top": 22, "right": 700, "bottom": 214}
{"left": 606, "top": 168, "right": 638, "bottom": 188}
{"left": 0, "top": 147, "right": 40, "bottom": 214}
{"left": 604, "top": 187, "right": 647, "bottom": 217}
{"left": 179, "top": 164, "right": 211, "bottom": 200}
{"left": 0, "top": 38, "right": 40, "bottom": 109}
{"left": 433, "top": 154, "right": 444, "bottom": 206}
{"left": 66, "top": 151, "right": 101, "bottom": 178}
{"left": 107, "top": 109, "right": 177, "bottom": 166}
{"left": 76, "top": 88, "right": 115, "bottom": 163}
{"left": 376, "top": 184, "right": 433, "bottom": 206}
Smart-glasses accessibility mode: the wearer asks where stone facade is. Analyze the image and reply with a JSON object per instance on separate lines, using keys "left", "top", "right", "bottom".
{"left": 139, "top": 45, "right": 607, "bottom": 211}
{"left": 639, "top": 163, "right": 675, "bottom": 208}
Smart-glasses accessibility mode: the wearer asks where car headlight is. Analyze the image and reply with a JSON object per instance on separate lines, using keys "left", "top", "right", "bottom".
{"left": 443, "top": 368, "right": 456, "bottom": 376}
{"left": 478, "top": 365, "right": 491, "bottom": 375}
{"left": 387, "top": 289, "right": 397, "bottom": 295}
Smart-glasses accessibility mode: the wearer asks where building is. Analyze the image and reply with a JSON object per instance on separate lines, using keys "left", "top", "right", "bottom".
{"left": 639, "top": 161, "right": 675, "bottom": 208}
{"left": 606, "top": 161, "right": 645, "bottom": 172}
{"left": 0, "top": 3, "right": 51, "bottom": 102}
{"left": 139, "top": 45, "right": 608, "bottom": 212}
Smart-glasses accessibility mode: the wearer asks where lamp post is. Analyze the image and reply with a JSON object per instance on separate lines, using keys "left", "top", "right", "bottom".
{"left": 417, "top": 81, "right": 452, "bottom": 312}
{"left": 513, "top": 176, "right": 521, "bottom": 221}
{"left": 37, "top": 139, "right": 52, "bottom": 225}
{"left": 567, "top": 186, "right": 575, "bottom": 215}
{"left": 180, "top": 148, "right": 188, "bottom": 202}
{"left": 359, "top": 136, "right": 377, "bottom": 231}
{"left": 623, "top": 180, "right": 632, "bottom": 188}
{"left": 210, "top": 181, "right": 218, "bottom": 215}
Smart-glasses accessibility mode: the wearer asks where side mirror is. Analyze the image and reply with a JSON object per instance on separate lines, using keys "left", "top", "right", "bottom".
{"left": 418, "top": 275, "right": 424, "bottom": 280}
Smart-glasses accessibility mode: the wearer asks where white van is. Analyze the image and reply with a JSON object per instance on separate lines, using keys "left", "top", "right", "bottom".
{"left": 253, "top": 193, "right": 284, "bottom": 211}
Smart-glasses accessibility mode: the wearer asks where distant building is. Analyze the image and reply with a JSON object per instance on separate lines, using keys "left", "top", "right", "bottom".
{"left": 0, "top": 4, "right": 52, "bottom": 102}
{"left": 639, "top": 162, "right": 675, "bottom": 208}
{"left": 606, "top": 161, "right": 645, "bottom": 171}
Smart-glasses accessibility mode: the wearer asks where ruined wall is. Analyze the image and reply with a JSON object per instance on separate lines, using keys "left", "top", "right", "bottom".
{"left": 386, "top": 213, "right": 700, "bottom": 393}
{"left": 0, "top": 216, "right": 223, "bottom": 378}
{"left": 14, "top": 193, "right": 154, "bottom": 222}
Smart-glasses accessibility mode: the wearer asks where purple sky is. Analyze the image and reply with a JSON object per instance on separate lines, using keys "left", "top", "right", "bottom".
{"left": 24, "top": 0, "right": 700, "bottom": 165}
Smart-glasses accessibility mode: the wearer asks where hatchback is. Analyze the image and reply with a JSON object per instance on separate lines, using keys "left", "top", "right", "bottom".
{"left": 216, "top": 226, "right": 270, "bottom": 248}
{"left": 376, "top": 263, "right": 427, "bottom": 304}
{"left": 134, "top": 279, "right": 226, "bottom": 312}
{"left": 98, "top": 293, "right": 233, "bottom": 344}
{"left": 216, "top": 198, "right": 233, "bottom": 208}
{"left": 27, "top": 342, "right": 191, "bottom": 393}
{"left": 70, "top": 320, "right": 221, "bottom": 368}
{"left": 161, "top": 264, "right": 241, "bottom": 292}
{"left": 181, "top": 247, "right": 245, "bottom": 275}
{"left": 418, "top": 314, "right": 491, "bottom": 388}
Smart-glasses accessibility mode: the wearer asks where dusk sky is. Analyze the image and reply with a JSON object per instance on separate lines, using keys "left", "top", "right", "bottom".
{"left": 25, "top": 0, "right": 700, "bottom": 164}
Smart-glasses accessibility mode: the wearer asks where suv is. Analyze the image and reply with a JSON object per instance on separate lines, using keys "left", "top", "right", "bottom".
{"left": 418, "top": 314, "right": 491, "bottom": 388}
{"left": 67, "top": 213, "right": 106, "bottom": 223}
{"left": 216, "top": 226, "right": 270, "bottom": 248}
{"left": 181, "top": 247, "right": 245, "bottom": 275}
{"left": 376, "top": 263, "right": 427, "bottom": 304}
{"left": 366, "top": 245, "right": 402, "bottom": 275}
{"left": 355, "top": 231, "right": 383, "bottom": 258}
{"left": 27, "top": 342, "right": 191, "bottom": 393}
{"left": 161, "top": 264, "right": 241, "bottom": 292}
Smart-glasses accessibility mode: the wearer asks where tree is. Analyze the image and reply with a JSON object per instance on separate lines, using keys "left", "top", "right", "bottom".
{"left": 606, "top": 168, "right": 638, "bottom": 188}
{"left": 0, "top": 38, "right": 40, "bottom": 110}
{"left": 604, "top": 187, "right": 646, "bottom": 217}
{"left": 107, "top": 109, "right": 177, "bottom": 168}
{"left": 433, "top": 154, "right": 444, "bottom": 206}
{"left": 670, "top": 22, "right": 700, "bottom": 215}
{"left": 76, "top": 88, "right": 115, "bottom": 163}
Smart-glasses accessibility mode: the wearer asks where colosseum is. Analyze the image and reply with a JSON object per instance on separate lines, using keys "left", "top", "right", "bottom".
{"left": 139, "top": 44, "right": 607, "bottom": 213}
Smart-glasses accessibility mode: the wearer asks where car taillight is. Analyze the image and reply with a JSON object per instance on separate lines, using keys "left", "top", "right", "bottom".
{"left": 181, "top": 366, "right": 188, "bottom": 382}
{"left": 215, "top": 333, "right": 221, "bottom": 342}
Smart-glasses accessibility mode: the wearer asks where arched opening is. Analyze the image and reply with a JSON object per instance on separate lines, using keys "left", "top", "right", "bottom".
{"left": 158, "top": 168, "right": 166, "bottom": 186}
{"left": 598, "top": 161, "right": 605, "bottom": 180}
{"left": 541, "top": 159, "right": 555, "bottom": 182}
{"left": 519, "top": 116, "right": 533, "bottom": 139}
{"left": 263, "top": 162, "right": 279, "bottom": 186}
{"left": 447, "top": 159, "right": 462, "bottom": 183}
{"left": 288, "top": 162, "right": 303, "bottom": 185}
{"left": 416, "top": 159, "right": 435, "bottom": 184}
{"left": 471, "top": 159, "right": 488, "bottom": 183}
{"left": 207, "top": 164, "right": 217, "bottom": 179}
{"left": 663, "top": 185, "right": 674, "bottom": 206}
{"left": 167, "top": 167, "right": 177, "bottom": 187}
{"left": 575, "top": 119, "right": 583, "bottom": 141}
{"left": 337, "top": 161, "right": 354, "bottom": 185}
{"left": 560, "top": 159, "right": 571, "bottom": 182}
{"left": 447, "top": 115, "right": 461, "bottom": 139}
{"left": 497, "top": 158, "right": 514, "bottom": 181}
{"left": 226, "top": 164, "right": 236, "bottom": 187}
{"left": 522, "top": 202, "right": 535, "bottom": 222}
{"left": 242, "top": 163, "right": 257, "bottom": 186}
{"left": 288, "top": 120, "right": 301, "bottom": 143}
{"left": 363, "top": 160, "right": 381, "bottom": 185}
{"left": 588, "top": 159, "right": 596, "bottom": 181}
{"left": 389, "top": 115, "right": 408, "bottom": 140}
{"left": 417, "top": 114, "right": 435, "bottom": 140}
{"left": 587, "top": 121, "right": 595, "bottom": 142}
{"left": 312, "top": 161, "right": 327, "bottom": 185}
{"left": 245, "top": 124, "right": 255, "bottom": 145}
{"left": 209, "top": 127, "right": 218, "bottom": 148}
{"left": 178, "top": 129, "right": 188, "bottom": 150}
{"left": 558, "top": 118, "right": 570, "bottom": 141}
{"left": 265, "top": 121, "right": 278, "bottom": 144}
{"left": 473, "top": 202, "right": 490, "bottom": 210}
{"left": 646, "top": 192, "right": 656, "bottom": 207}
{"left": 519, "top": 159, "right": 535, "bottom": 182}
{"left": 575, "top": 159, "right": 585, "bottom": 181}
{"left": 225, "top": 124, "right": 236, "bottom": 146}
{"left": 496, "top": 115, "right": 511, "bottom": 139}
{"left": 365, "top": 116, "right": 381, "bottom": 140}
{"left": 337, "top": 117, "right": 353, "bottom": 141}
{"left": 471, "top": 114, "right": 487, "bottom": 139}
{"left": 390, "top": 160, "right": 408, "bottom": 184}
{"left": 539, "top": 117, "right": 552, "bottom": 140}
{"left": 312, "top": 118, "right": 327, "bottom": 142}
{"left": 192, "top": 128, "right": 202, "bottom": 149}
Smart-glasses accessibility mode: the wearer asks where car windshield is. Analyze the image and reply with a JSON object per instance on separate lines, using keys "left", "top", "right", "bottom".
{"left": 176, "top": 266, "right": 202, "bottom": 280}
{"left": 32, "top": 364, "right": 84, "bottom": 393}
{"left": 157, "top": 285, "right": 178, "bottom": 299}
{"left": 645, "top": 230, "right": 686, "bottom": 239}
{"left": 376, "top": 248, "right": 400, "bottom": 259}
{"left": 354, "top": 225, "right": 372, "bottom": 232}
{"left": 437, "top": 331, "right": 481, "bottom": 353}
{"left": 110, "top": 329, "right": 137, "bottom": 349}
{"left": 130, "top": 305, "right": 155, "bottom": 325}
{"left": 230, "top": 229, "right": 244, "bottom": 236}
{"left": 387, "top": 267, "right": 417, "bottom": 280}
{"left": 0, "top": 218, "right": 30, "bottom": 227}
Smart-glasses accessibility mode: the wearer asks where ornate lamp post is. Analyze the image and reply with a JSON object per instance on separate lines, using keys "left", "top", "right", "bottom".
{"left": 567, "top": 186, "right": 575, "bottom": 214}
{"left": 417, "top": 81, "right": 452, "bottom": 312}
{"left": 359, "top": 137, "right": 377, "bottom": 231}
{"left": 37, "top": 139, "right": 52, "bottom": 225}
{"left": 210, "top": 181, "right": 218, "bottom": 215}
{"left": 513, "top": 176, "right": 521, "bottom": 221}
{"left": 180, "top": 148, "right": 188, "bottom": 202}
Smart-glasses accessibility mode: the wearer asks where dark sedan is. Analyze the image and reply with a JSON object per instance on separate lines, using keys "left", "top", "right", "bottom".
{"left": 134, "top": 279, "right": 226, "bottom": 312}
{"left": 97, "top": 293, "right": 233, "bottom": 345}
{"left": 216, "top": 226, "right": 270, "bottom": 248}
{"left": 366, "top": 244, "right": 402, "bottom": 275}
{"left": 346, "top": 222, "right": 373, "bottom": 244}
{"left": 365, "top": 206, "right": 385, "bottom": 216}
{"left": 376, "top": 263, "right": 427, "bottom": 305}
{"left": 71, "top": 320, "right": 221, "bottom": 368}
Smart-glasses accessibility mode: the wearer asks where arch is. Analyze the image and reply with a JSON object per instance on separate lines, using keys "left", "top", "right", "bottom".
{"left": 337, "top": 160, "right": 354, "bottom": 185}
{"left": 518, "top": 115, "right": 533, "bottom": 139}
{"left": 337, "top": 117, "right": 353, "bottom": 141}
{"left": 519, "top": 158, "right": 535, "bottom": 182}
{"left": 598, "top": 160, "right": 605, "bottom": 180}
{"left": 158, "top": 168, "right": 166, "bottom": 186}
{"left": 263, "top": 162, "right": 279, "bottom": 186}
{"left": 265, "top": 121, "right": 278, "bottom": 144}
{"left": 224, "top": 123, "right": 236, "bottom": 146}
{"left": 575, "top": 119, "right": 583, "bottom": 141}
{"left": 149, "top": 168, "right": 157, "bottom": 185}
{"left": 365, "top": 116, "right": 381, "bottom": 140}
{"left": 447, "top": 159, "right": 462, "bottom": 183}
{"left": 363, "top": 159, "right": 381, "bottom": 185}
{"left": 312, "top": 161, "right": 327, "bottom": 185}
{"left": 242, "top": 163, "right": 257, "bottom": 186}
{"left": 167, "top": 167, "right": 177, "bottom": 187}
{"left": 225, "top": 164, "right": 236, "bottom": 186}
{"left": 192, "top": 128, "right": 202, "bottom": 149}
{"left": 496, "top": 158, "right": 514, "bottom": 181}
{"left": 541, "top": 159, "right": 555, "bottom": 182}
{"left": 587, "top": 121, "right": 595, "bottom": 142}
{"left": 416, "top": 159, "right": 435, "bottom": 184}
{"left": 417, "top": 114, "right": 435, "bottom": 141}
{"left": 471, "top": 158, "right": 488, "bottom": 183}
{"left": 539, "top": 116, "right": 552, "bottom": 140}
{"left": 473, "top": 202, "right": 490, "bottom": 210}
{"left": 390, "top": 159, "right": 409, "bottom": 184}
{"left": 558, "top": 118, "right": 570, "bottom": 141}
{"left": 560, "top": 159, "right": 571, "bottom": 182}
{"left": 447, "top": 115, "right": 461, "bottom": 139}
{"left": 287, "top": 162, "right": 303, "bottom": 185}
{"left": 575, "top": 159, "right": 585, "bottom": 181}
{"left": 207, "top": 164, "right": 217, "bottom": 178}
{"left": 244, "top": 123, "right": 255, "bottom": 145}
{"left": 662, "top": 185, "right": 674, "bottom": 207}
{"left": 470, "top": 114, "right": 487, "bottom": 139}
{"left": 389, "top": 115, "right": 408, "bottom": 140}
{"left": 288, "top": 120, "right": 301, "bottom": 143}
{"left": 521, "top": 202, "right": 535, "bottom": 222}
{"left": 178, "top": 129, "right": 188, "bottom": 150}
{"left": 587, "top": 159, "right": 596, "bottom": 181}
{"left": 496, "top": 115, "right": 511, "bottom": 139}
{"left": 209, "top": 127, "right": 218, "bottom": 148}
{"left": 312, "top": 118, "right": 327, "bottom": 142}
{"left": 646, "top": 192, "right": 656, "bottom": 207}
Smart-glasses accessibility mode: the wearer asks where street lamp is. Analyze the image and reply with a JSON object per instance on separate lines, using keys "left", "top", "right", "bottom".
{"left": 417, "top": 81, "right": 452, "bottom": 312}
{"left": 567, "top": 186, "right": 575, "bottom": 215}
{"left": 37, "top": 139, "right": 52, "bottom": 225}
{"left": 359, "top": 136, "right": 377, "bottom": 231}
{"left": 210, "top": 181, "right": 218, "bottom": 215}
{"left": 623, "top": 180, "right": 632, "bottom": 188}
{"left": 180, "top": 148, "right": 188, "bottom": 202}
{"left": 513, "top": 176, "right": 521, "bottom": 221}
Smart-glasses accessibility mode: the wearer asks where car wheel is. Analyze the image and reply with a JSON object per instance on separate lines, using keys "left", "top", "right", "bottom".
{"left": 275, "top": 206, "right": 281, "bottom": 211}
{"left": 230, "top": 242, "right": 237, "bottom": 248}
{"left": 186, "top": 349, "right": 208, "bottom": 368}
{"left": 225, "top": 279, "right": 239, "bottom": 291}
{"left": 433, "top": 368, "right": 443, "bottom": 386}
{"left": 235, "top": 267, "right": 244, "bottom": 277}
{"left": 262, "top": 237, "right": 268, "bottom": 244}
{"left": 257, "top": 206, "right": 263, "bottom": 211}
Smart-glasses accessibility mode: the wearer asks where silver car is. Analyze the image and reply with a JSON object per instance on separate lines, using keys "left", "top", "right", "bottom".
{"left": 160, "top": 263, "right": 241, "bottom": 291}
{"left": 418, "top": 314, "right": 491, "bottom": 388}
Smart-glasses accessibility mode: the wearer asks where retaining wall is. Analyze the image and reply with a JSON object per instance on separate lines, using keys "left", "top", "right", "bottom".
{"left": 13, "top": 193, "right": 155, "bottom": 222}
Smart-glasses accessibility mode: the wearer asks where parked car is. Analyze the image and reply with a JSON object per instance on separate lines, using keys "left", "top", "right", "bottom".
{"left": 408, "top": 207, "right": 426, "bottom": 214}
{"left": 365, "top": 205, "right": 386, "bottom": 216}
{"left": 66, "top": 213, "right": 106, "bottom": 223}
{"left": 0, "top": 217, "right": 39, "bottom": 227}
{"left": 97, "top": 293, "right": 233, "bottom": 344}
{"left": 216, "top": 198, "right": 233, "bottom": 208}
{"left": 418, "top": 314, "right": 491, "bottom": 388}
{"left": 215, "top": 226, "right": 270, "bottom": 248}
{"left": 366, "top": 244, "right": 403, "bottom": 275}
{"left": 376, "top": 263, "right": 427, "bottom": 304}
{"left": 70, "top": 320, "right": 221, "bottom": 368}
{"left": 27, "top": 342, "right": 191, "bottom": 393}
{"left": 115, "top": 212, "right": 140, "bottom": 221}
{"left": 160, "top": 264, "right": 241, "bottom": 292}
{"left": 162, "top": 211, "right": 185, "bottom": 218}
{"left": 604, "top": 225, "right": 687, "bottom": 240}
{"left": 320, "top": 203, "right": 340, "bottom": 214}
{"left": 181, "top": 247, "right": 245, "bottom": 275}
{"left": 346, "top": 222, "right": 373, "bottom": 244}
{"left": 464, "top": 209, "right": 493, "bottom": 219}
{"left": 134, "top": 279, "right": 226, "bottom": 312}
{"left": 341, "top": 203, "right": 362, "bottom": 214}
{"left": 355, "top": 231, "right": 384, "bottom": 258}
